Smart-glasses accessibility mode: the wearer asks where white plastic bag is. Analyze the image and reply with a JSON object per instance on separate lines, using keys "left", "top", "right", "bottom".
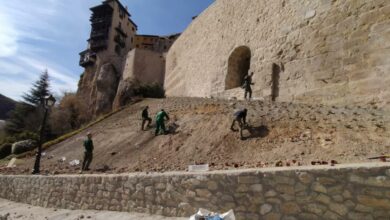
{"left": 188, "top": 164, "right": 209, "bottom": 172}
{"left": 220, "top": 210, "right": 235, "bottom": 220}
{"left": 189, "top": 209, "right": 235, "bottom": 220}
{"left": 69, "top": 159, "right": 80, "bottom": 166}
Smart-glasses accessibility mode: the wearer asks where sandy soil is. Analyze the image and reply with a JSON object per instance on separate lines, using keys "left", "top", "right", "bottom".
{"left": 0, "top": 198, "right": 186, "bottom": 220}
{"left": 0, "top": 97, "right": 389, "bottom": 175}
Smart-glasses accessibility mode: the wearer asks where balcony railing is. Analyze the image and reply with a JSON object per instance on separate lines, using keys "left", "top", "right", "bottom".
{"left": 79, "top": 50, "right": 96, "bottom": 67}
{"left": 90, "top": 29, "right": 109, "bottom": 40}
{"left": 115, "top": 26, "right": 127, "bottom": 37}
{"left": 90, "top": 15, "right": 112, "bottom": 24}
{"left": 90, "top": 40, "right": 108, "bottom": 52}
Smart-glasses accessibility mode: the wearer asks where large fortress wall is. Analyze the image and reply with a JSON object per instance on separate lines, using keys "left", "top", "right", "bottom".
{"left": 165, "top": 0, "right": 390, "bottom": 106}
{"left": 1, "top": 164, "right": 390, "bottom": 219}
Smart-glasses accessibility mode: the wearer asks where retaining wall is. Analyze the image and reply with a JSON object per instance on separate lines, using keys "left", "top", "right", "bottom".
{"left": 1, "top": 163, "right": 390, "bottom": 220}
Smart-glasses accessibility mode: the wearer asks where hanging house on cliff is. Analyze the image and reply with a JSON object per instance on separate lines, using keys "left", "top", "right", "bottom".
{"left": 77, "top": 0, "right": 180, "bottom": 116}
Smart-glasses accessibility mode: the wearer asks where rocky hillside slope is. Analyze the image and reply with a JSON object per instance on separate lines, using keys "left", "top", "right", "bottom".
{"left": 1, "top": 98, "right": 389, "bottom": 174}
{"left": 0, "top": 94, "right": 16, "bottom": 120}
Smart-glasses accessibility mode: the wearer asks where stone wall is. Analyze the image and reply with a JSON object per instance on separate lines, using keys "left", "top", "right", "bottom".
{"left": 112, "top": 48, "right": 165, "bottom": 110}
{"left": 165, "top": 0, "right": 390, "bottom": 107}
{"left": 122, "top": 48, "right": 165, "bottom": 86}
{"left": 1, "top": 163, "right": 390, "bottom": 220}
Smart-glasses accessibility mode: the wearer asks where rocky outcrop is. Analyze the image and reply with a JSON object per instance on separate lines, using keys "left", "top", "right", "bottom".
{"left": 11, "top": 140, "right": 36, "bottom": 155}
{"left": 112, "top": 78, "right": 137, "bottom": 111}
{"left": 112, "top": 49, "right": 166, "bottom": 110}
{"left": 95, "top": 64, "right": 119, "bottom": 115}
{"left": 77, "top": 48, "right": 166, "bottom": 116}
{"left": 165, "top": 0, "right": 390, "bottom": 107}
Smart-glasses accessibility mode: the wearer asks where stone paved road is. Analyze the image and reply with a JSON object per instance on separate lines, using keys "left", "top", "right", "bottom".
{"left": 0, "top": 198, "right": 187, "bottom": 220}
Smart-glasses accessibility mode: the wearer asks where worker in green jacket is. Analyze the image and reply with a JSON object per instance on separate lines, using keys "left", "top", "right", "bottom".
{"left": 155, "top": 109, "right": 170, "bottom": 136}
{"left": 82, "top": 132, "right": 94, "bottom": 171}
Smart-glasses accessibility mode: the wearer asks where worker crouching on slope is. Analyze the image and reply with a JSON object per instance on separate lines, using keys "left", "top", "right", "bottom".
{"left": 231, "top": 108, "right": 248, "bottom": 140}
{"left": 155, "top": 109, "right": 170, "bottom": 136}
{"left": 141, "top": 106, "right": 152, "bottom": 131}
{"left": 82, "top": 132, "right": 94, "bottom": 171}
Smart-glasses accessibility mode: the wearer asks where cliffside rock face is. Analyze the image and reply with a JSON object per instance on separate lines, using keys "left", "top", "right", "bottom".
{"left": 77, "top": 66, "right": 97, "bottom": 111}
{"left": 95, "top": 63, "right": 119, "bottom": 115}
{"left": 112, "top": 78, "right": 136, "bottom": 110}
{"left": 112, "top": 49, "right": 165, "bottom": 110}
{"left": 76, "top": 49, "right": 126, "bottom": 116}
{"left": 77, "top": 49, "right": 166, "bottom": 116}
{"left": 165, "top": 0, "right": 390, "bottom": 107}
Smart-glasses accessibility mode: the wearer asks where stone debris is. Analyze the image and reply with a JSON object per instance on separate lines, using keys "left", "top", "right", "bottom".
{"left": 6, "top": 158, "right": 16, "bottom": 168}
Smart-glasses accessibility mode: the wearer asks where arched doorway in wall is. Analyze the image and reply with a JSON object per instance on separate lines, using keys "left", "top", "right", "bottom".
{"left": 225, "top": 46, "right": 251, "bottom": 90}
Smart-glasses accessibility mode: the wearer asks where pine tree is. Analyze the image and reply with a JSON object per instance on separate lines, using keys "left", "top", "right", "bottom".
{"left": 5, "top": 70, "right": 51, "bottom": 136}
{"left": 22, "top": 70, "right": 50, "bottom": 106}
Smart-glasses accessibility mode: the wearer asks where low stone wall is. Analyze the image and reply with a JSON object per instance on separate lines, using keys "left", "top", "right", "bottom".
{"left": 1, "top": 163, "right": 390, "bottom": 220}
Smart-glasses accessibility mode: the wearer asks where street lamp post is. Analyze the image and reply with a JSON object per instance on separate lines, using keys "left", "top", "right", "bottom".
{"left": 32, "top": 95, "right": 56, "bottom": 174}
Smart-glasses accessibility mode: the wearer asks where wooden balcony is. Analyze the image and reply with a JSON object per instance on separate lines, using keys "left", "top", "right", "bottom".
{"left": 90, "top": 40, "right": 108, "bottom": 52}
{"left": 90, "top": 29, "right": 109, "bottom": 40}
{"left": 79, "top": 50, "right": 96, "bottom": 67}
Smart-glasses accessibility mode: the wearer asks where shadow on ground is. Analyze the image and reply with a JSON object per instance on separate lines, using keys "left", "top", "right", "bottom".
{"left": 244, "top": 125, "right": 269, "bottom": 140}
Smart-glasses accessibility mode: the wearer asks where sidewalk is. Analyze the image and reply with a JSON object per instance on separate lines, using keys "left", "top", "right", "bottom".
{"left": 0, "top": 198, "right": 187, "bottom": 220}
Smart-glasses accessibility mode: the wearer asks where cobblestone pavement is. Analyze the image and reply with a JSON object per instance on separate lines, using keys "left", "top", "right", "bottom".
{"left": 0, "top": 198, "right": 187, "bottom": 220}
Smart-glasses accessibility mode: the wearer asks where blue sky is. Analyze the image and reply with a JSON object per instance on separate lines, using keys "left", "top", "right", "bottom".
{"left": 0, "top": 0, "right": 214, "bottom": 101}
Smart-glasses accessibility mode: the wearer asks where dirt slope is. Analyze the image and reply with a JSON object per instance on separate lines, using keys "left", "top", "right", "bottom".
{"left": 1, "top": 97, "right": 389, "bottom": 174}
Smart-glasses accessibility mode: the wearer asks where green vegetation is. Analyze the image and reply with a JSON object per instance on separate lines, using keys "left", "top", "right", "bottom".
{"left": 0, "top": 103, "right": 131, "bottom": 162}
{"left": 0, "top": 143, "right": 12, "bottom": 159}
{"left": 5, "top": 70, "right": 51, "bottom": 137}
{"left": 0, "top": 131, "right": 39, "bottom": 159}
{"left": 2, "top": 71, "right": 92, "bottom": 152}
{"left": 0, "top": 94, "right": 17, "bottom": 120}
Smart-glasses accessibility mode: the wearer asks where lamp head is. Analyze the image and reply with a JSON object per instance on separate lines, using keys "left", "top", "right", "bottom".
{"left": 45, "top": 94, "right": 56, "bottom": 107}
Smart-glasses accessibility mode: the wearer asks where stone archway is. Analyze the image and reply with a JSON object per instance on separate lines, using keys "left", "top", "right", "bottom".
{"left": 225, "top": 46, "right": 251, "bottom": 90}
